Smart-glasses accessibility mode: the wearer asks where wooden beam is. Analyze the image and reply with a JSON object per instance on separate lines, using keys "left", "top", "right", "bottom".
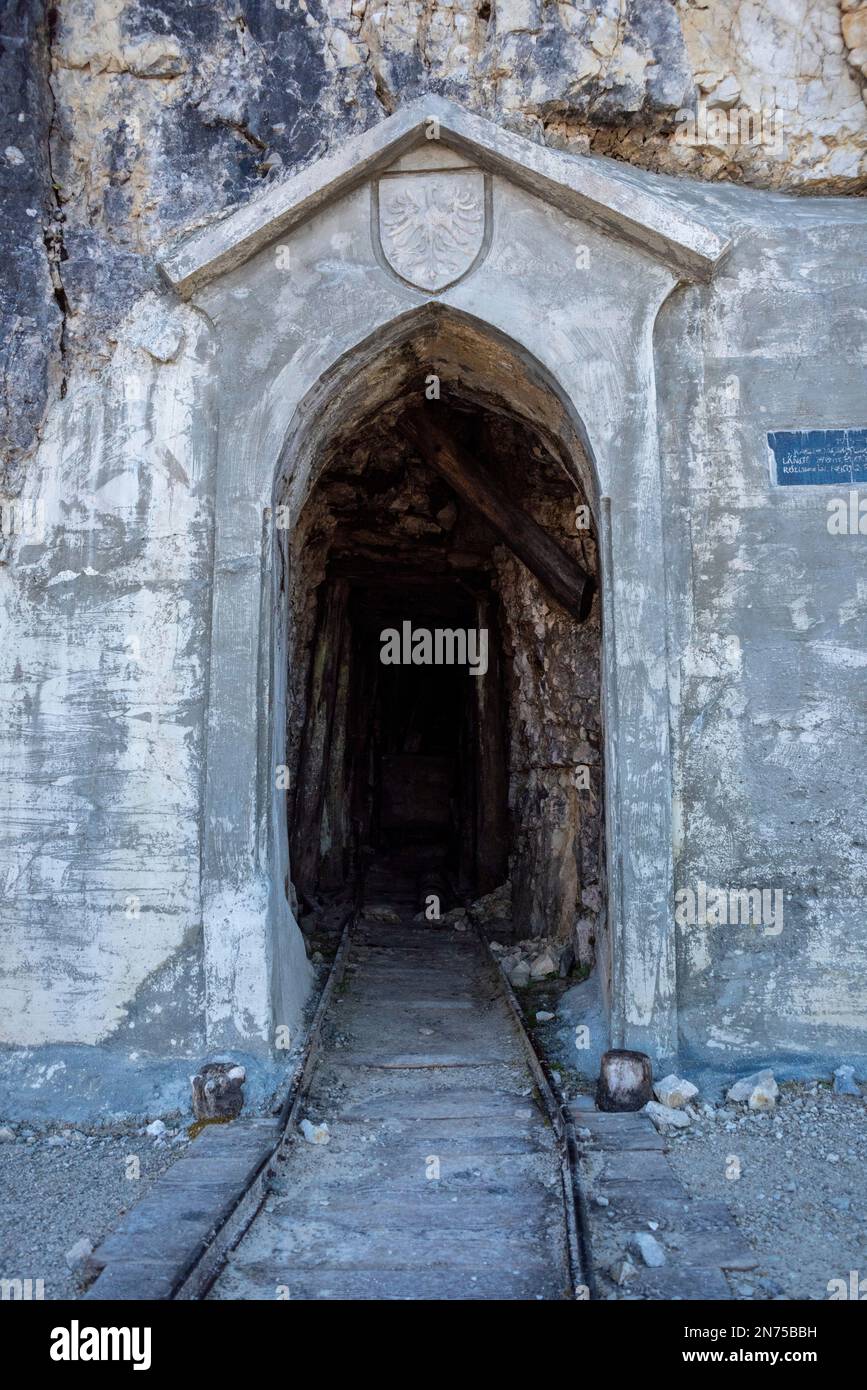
{"left": 403, "top": 411, "right": 595, "bottom": 622}
{"left": 474, "top": 591, "right": 509, "bottom": 893}
{"left": 291, "top": 577, "right": 350, "bottom": 897}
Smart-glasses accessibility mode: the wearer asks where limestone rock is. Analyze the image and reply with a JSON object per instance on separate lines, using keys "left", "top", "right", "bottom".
{"left": 653, "top": 1073, "right": 699, "bottom": 1109}
{"left": 843, "top": 7, "right": 867, "bottom": 56}
{"left": 65, "top": 1237, "right": 98, "bottom": 1286}
{"left": 65, "top": 1235, "right": 92, "bottom": 1267}
{"left": 529, "top": 949, "right": 558, "bottom": 980}
{"left": 495, "top": 934, "right": 576, "bottom": 987}
{"left": 469, "top": 881, "right": 511, "bottom": 924}
{"left": 509, "top": 960, "right": 531, "bottom": 988}
{"left": 833, "top": 1065, "right": 861, "bottom": 1096}
{"left": 644, "top": 1100, "right": 691, "bottom": 1131}
{"left": 494, "top": 0, "right": 543, "bottom": 37}
{"left": 727, "top": 1069, "right": 778, "bottom": 1109}
{"left": 300, "top": 1118, "right": 331, "bottom": 1145}
{"left": 630, "top": 1231, "right": 666, "bottom": 1267}
{"left": 608, "top": 1257, "right": 636, "bottom": 1285}
{"left": 747, "top": 1079, "right": 778, "bottom": 1111}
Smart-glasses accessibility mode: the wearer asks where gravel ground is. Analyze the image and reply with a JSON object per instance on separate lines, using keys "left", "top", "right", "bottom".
{"left": 529, "top": 981, "right": 867, "bottom": 1302}
{"left": 665, "top": 1082, "right": 867, "bottom": 1301}
{"left": 0, "top": 1125, "right": 188, "bottom": 1299}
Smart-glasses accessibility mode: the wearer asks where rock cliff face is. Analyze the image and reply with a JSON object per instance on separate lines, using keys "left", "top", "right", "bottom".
{"left": 1, "top": 1, "right": 865, "bottom": 489}
{"left": 0, "top": 5, "right": 60, "bottom": 483}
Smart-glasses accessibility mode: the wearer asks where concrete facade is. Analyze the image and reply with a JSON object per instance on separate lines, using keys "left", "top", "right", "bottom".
{"left": 1, "top": 95, "right": 865, "bottom": 1118}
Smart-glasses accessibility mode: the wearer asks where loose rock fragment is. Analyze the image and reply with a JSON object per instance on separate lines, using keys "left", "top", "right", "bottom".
{"left": 509, "top": 960, "right": 531, "bottom": 987}
{"left": 630, "top": 1231, "right": 666, "bottom": 1267}
{"left": 469, "top": 881, "right": 511, "bottom": 925}
{"left": 833, "top": 1065, "right": 860, "bottom": 1096}
{"left": 644, "top": 1100, "right": 691, "bottom": 1130}
{"left": 608, "top": 1257, "right": 636, "bottom": 1285}
{"left": 654, "top": 1073, "right": 698, "bottom": 1110}
{"left": 300, "top": 1118, "right": 330, "bottom": 1145}
{"left": 748, "top": 1076, "right": 779, "bottom": 1111}
{"left": 529, "top": 949, "right": 558, "bottom": 980}
{"left": 65, "top": 1237, "right": 97, "bottom": 1286}
{"left": 727, "top": 1069, "right": 778, "bottom": 1109}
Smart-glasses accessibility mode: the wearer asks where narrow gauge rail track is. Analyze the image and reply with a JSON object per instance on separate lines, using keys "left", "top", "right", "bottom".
{"left": 199, "top": 910, "right": 594, "bottom": 1301}
{"left": 87, "top": 909, "right": 594, "bottom": 1302}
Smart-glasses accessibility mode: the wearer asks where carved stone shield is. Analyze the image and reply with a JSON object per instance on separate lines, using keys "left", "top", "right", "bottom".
{"left": 375, "top": 168, "right": 489, "bottom": 294}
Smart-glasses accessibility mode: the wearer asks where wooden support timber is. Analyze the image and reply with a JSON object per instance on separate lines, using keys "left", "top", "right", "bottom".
{"left": 403, "top": 410, "right": 595, "bottom": 622}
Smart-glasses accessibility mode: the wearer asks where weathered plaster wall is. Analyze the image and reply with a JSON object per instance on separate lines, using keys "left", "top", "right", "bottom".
{"left": 654, "top": 189, "right": 867, "bottom": 1072}
{"left": 0, "top": 303, "right": 213, "bottom": 1050}
{"left": 1, "top": 5, "right": 866, "bottom": 1116}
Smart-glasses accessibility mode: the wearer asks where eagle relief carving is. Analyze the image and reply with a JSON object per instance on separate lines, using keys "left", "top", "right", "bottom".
{"left": 376, "top": 168, "right": 489, "bottom": 294}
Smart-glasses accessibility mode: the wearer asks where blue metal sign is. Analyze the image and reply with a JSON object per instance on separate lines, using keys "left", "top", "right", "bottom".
{"left": 768, "top": 429, "right": 867, "bottom": 487}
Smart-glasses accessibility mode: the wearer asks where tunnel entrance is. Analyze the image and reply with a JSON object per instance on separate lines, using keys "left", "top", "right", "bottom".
{"left": 281, "top": 316, "right": 606, "bottom": 986}
{"left": 295, "top": 572, "right": 508, "bottom": 915}
{"left": 354, "top": 577, "right": 506, "bottom": 912}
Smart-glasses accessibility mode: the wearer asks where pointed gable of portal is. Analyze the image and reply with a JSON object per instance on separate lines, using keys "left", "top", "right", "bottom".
{"left": 159, "top": 96, "right": 730, "bottom": 300}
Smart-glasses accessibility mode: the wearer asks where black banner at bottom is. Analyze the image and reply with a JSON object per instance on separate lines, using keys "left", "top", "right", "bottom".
{"left": 3, "top": 1295, "right": 859, "bottom": 1375}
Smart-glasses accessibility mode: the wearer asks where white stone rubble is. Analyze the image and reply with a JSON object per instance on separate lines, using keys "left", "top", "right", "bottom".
{"left": 300, "top": 1118, "right": 331, "bottom": 1145}
{"left": 833, "top": 1065, "right": 861, "bottom": 1096}
{"left": 630, "top": 1231, "right": 666, "bottom": 1267}
{"left": 644, "top": 1100, "right": 691, "bottom": 1130}
{"left": 727, "top": 1069, "right": 779, "bottom": 1110}
{"left": 497, "top": 936, "right": 573, "bottom": 988}
{"left": 653, "top": 1073, "right": 699, "bottom": 1109}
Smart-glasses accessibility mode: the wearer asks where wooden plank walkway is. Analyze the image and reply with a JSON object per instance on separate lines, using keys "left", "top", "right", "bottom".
{"left": 573, "top": 1106, "right": 757, "bottom": 1299}
{"left": 207, "top": 914, "right": 572, "bottom": 1300}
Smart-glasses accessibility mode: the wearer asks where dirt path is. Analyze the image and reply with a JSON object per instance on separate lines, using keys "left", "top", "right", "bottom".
{"left": 208, "top": 913, "right": 571, "bottom": 1300}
